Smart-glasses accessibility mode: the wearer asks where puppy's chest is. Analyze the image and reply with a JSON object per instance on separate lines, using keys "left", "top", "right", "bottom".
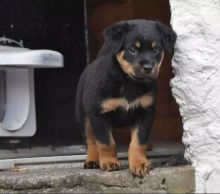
{"left": 100, "top": 84, "right": 153, "bottom": 114}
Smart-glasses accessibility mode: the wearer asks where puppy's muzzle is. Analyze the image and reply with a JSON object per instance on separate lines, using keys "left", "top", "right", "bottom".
{"left": 139, "top": 59, "right": 153, "bottom": 74}
{"left": 142, "top": 64, "right": 153, "bottom": 74}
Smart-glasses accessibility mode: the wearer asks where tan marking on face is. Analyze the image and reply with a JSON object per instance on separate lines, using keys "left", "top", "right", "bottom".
{"left": 128, "top": 128, "right": 152, "bottom": 177}
{"left": 151, "top": 41, "right": 156, "bottom": 48}
{"left": 156, "top": 51, "right": 164, "bottom": 76}
{"left": 152, "top": 51, "right": 164, "bottom": 78}
{"left": 96, "top": 132, "right": 120, "bottom": 171}
{"left": 116, "top": 51, "right": 135, "bottom": 76}
{"left": 84, "top": 117, "right": 99, "bottom": 162}
{"left": 101, "top": 93, "right": 153, "bottom": 113}
{"left": 134, "top": 41, "right": 141, "bottom": 48}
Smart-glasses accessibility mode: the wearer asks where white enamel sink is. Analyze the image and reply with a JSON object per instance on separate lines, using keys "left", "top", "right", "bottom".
{"left": 0, "top": 46, "right": 64, "bottom": 137}
{"left": 0, "top": 46, "right": 63, "bottom": 68}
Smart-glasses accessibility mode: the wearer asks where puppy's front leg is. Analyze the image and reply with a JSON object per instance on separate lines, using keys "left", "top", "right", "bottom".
{"left": 84, "top": 117, "right": 100, "bottom": 169}
{"left": 128, "top": 108, "right": 155, "bottom": 177}
{"left": 90, "top": 116, "right": 121, "bottom": 171}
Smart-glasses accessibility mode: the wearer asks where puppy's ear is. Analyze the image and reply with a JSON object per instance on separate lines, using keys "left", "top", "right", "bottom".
{"left": 103, "top": 22, "right": 130, "bottom": 53}
{"left": 156, "top": 22, "right": 177, "bottom": 52}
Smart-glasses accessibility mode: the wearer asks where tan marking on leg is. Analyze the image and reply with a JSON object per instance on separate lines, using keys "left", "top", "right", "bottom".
{"left": 134, "top": 41, "right": 141, "bottom": 48}
{"left": 128, "top": 128, "right": 152, "bottom": 177}
{"left": 84, "top": 117, "right": 99, "bottom": 169}
{"left": 116, "top": 51, "right": 135, "bottom": 76}
{"left": 96, "top": 132, "right": 120, "bottom": 171}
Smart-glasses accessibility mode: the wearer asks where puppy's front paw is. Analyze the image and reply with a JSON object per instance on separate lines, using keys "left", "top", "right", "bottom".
{"left": 100, "top": 157, "right": 121, "bottom": 171}
{"left": 129, "top": 159, "right": 152, "bottom": 178}
{"left": 84, "top": 160, "right": 100, "bottom": 169}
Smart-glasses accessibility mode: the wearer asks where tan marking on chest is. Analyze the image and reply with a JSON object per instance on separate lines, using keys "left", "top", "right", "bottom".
{"left": 101, "top": 93, "right": 153, "bottom": 113}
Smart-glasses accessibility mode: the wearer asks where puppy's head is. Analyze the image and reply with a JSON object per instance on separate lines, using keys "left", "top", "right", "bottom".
{"left": 103, "top": 20, "right": 177, "bottom": 82}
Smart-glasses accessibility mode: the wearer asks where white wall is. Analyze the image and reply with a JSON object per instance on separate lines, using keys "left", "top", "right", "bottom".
{"left": 169, "top": 0, "right": 220, "bottom": 193}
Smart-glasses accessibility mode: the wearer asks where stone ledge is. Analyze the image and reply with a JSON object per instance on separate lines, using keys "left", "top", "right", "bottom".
{"left": 0, "top": 165, "right": 194, "bottom": 193}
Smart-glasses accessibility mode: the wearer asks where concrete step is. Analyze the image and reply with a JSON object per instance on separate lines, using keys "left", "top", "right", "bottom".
{"left": 0, "top": 165, "right": 194, "bottom": 193}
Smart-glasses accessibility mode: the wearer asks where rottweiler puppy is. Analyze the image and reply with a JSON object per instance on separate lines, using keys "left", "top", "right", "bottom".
{"left": 75, "top": 20, "right": 176, "bottom": 177}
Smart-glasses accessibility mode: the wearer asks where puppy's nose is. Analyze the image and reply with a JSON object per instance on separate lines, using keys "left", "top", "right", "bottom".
{"left": 143, "top": 64, "right": 153, "bottom": 73}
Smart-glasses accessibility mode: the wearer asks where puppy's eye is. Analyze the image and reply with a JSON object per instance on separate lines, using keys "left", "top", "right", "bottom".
{"left": 128, "top": 47, "right": 138, "bottom": 55}
{"left": 153, "top": 47, "right": 160, "bottom": 55}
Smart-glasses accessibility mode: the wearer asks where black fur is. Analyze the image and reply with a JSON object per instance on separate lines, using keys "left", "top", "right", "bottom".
{"left": 75, "top": 20, "right": 176, "bottom": 145}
